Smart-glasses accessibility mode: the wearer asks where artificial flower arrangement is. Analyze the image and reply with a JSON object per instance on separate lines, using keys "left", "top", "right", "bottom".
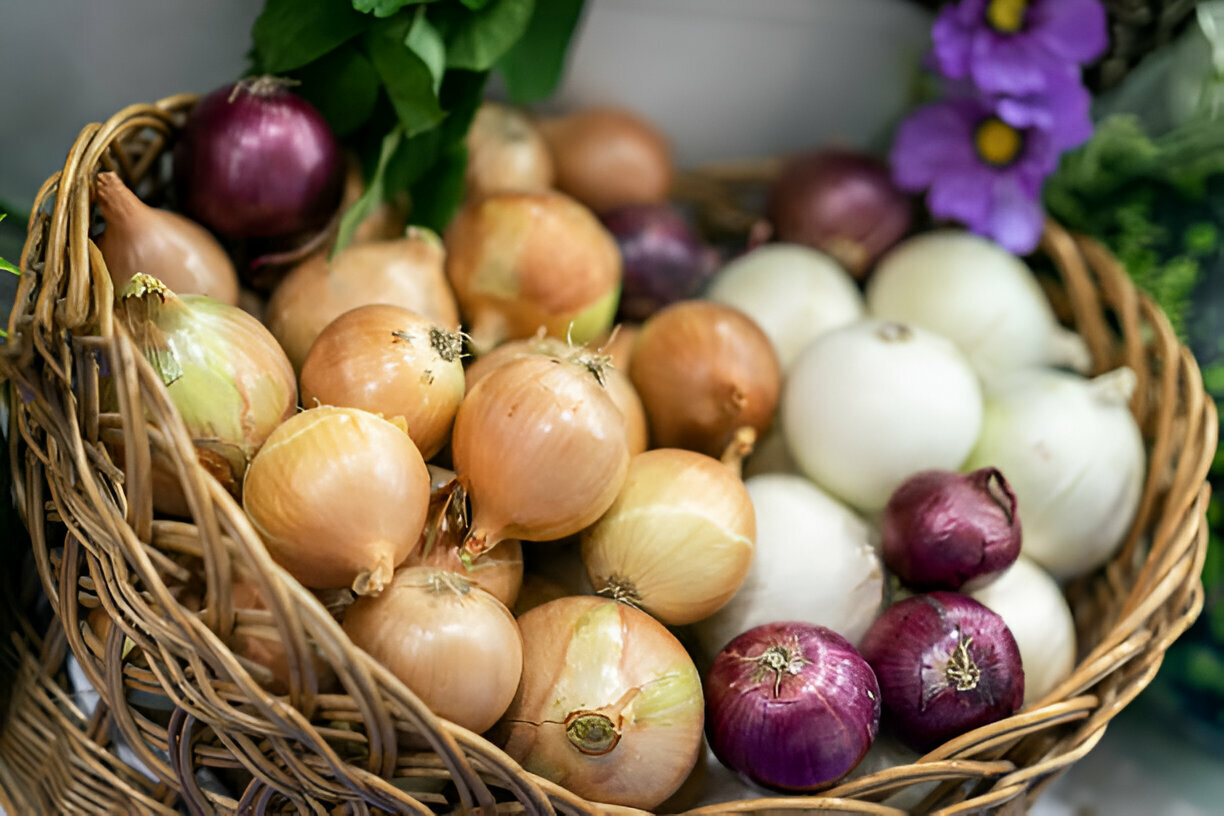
{"left": 891, "top": 0, "right": 1107, "bottom": 253}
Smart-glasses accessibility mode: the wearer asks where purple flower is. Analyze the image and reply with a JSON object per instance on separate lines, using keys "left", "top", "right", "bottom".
{"left": 932, "top": 0, "right": 1108, "bottom": 95}
{"left": 890, "top": 84, "right": 1089, "bottom": 253}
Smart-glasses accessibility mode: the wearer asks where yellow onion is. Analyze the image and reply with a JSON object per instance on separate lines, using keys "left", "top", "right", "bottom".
{"left": 497, "top": 596, "right": 704, "bottom": 809}
{"left": 96, "top": 171, "right": 239, "bottom": 305}
{"left": 343, "top": 566, "right": 523, "bottom": 734}
{"left": 223, "top": 571, "right": 338, "bottom": 695}
{"left": 300, "top": 304, "right": 466, "bottom": 460}
{"left": 464, "top": 102, "right": 554, "bottom": 199}
{"left": 465, "top": 334, "right": 647, "bottom": 456}
{"left": 580, "top": 447, "right": 755, "bottom": 625}
{"left": 631, "top": 300, "right": 781, "bottom": 457}
{"left": 443, "top": 190, "right": 621, "bottom": 353}
{"left": 538, "top": 107, "right": 674, "bottom": 214}
{"left": 402, "top": 468, "right": 524, "bottom": 608}
{"left": 113, "top": 274, "right": 297, "bottom": 512}
{"left": 452, "top": 354, "right": 630, "bottom": 557}
{"left": 242, "top": 406, "right": 430, "bottom": 595}
{"left": 265, "top": 227, "right": 460, "bottom": 371}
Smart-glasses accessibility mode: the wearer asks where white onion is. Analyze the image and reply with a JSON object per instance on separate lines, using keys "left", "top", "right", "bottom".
{"left": 705, "top": 243, "right": 864, "bottom": 371}
{"left": 969, "top": 555, "right": 1077, "bottom": 706}
{"left": 782, "top": 319, "right": 983, "bottom": 513}
{"left": 866, "top": 230, "right": 1090, "bottom": 381}
{"left": 692, "top": 473, "right": 884, "bottom": 657}
{"left": 964, "top": 367, "right": 1146, "bottom": 580}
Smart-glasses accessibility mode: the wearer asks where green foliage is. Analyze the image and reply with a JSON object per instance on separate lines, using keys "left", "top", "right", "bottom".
{"left": 0, "top": 214, "right": 18, "bottom": 278}
{"left": 250, "top": 0, "right": 586, "bottom": 251}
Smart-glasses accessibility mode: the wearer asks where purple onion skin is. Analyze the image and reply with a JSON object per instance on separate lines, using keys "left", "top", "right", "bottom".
{"left": 881, "top": 468, "right": 1022, "bottom": 591}
{"left": 174, "top": 78, "right": 344, "bottom": 240}
{"left": 860, "top": 592, "right": 1024, "bottom": 753}
{"left": 601, "top": 203, "right": 720, "bottom": 322}
{"left": 705, "top": 621, "right": 881, "bottom": 792}
{"left": 765, "top": 148, "right": 913, "bottom": 278}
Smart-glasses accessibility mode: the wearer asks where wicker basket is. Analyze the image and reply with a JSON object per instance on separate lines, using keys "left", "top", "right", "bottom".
{"left": 1, "top": 93, "right": 1216, "bottom": 815}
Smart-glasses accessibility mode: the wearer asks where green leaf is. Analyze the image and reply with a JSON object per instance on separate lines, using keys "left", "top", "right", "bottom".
{"left": 334, "top": 127, "right": 404, "bottom": 257}
{"left": 496, "top": 0, "right": 584, "bottom": 103}
{"left": 352, "top": 0, "right": 434, "bottom": 17}
{"left": 409, "top": 143, "right": 469, "bottom": 231}
{"left": 0, "top": 214, "right": 17, "bottom": 277}
{"left": 251, "top": 0, "right": 373, "bottom": 74}
{"left": 366, "top": 16, "right": 446, "bottom": 137}
{"left": 289, "top": 43, "right": 381, "bottom": 137}
{"left": 460, "top": 0, "right": 493, "bottom": 8}
{"left": 440, "top": 0, "right": 535, "bottom": 71}
{"left": 406, "top": 6, "right": 447, "bottom": 95}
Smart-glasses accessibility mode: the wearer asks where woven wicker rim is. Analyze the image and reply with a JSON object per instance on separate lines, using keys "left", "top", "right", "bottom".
{"left": 0, "top": 94, "right": 1216, "bottom": 815}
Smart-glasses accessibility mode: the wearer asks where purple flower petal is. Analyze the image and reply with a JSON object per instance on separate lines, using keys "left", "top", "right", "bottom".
{"left": 926, "top": 163, "right": 996, "bottom": 231}
{"left": 969, "top": 32, "right": 1055, "bottom": 94}
{"left": 1029, "top": 0, "right": 1109, "bottom": 66}
{"left": 985, "top": 175, "right": 1045, "bottom": 254}
{"left": 890, "top": 101, "right": 978, "bottom": 192}
{"left": 996, "top": 71, "right": 1093, "bottom": 152}
{"left": 931, "top": 3, "right": 977, "bottom": 79}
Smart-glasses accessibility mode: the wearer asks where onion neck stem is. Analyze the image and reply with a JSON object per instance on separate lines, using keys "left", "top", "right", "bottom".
{"left": 596, "top": 575, "right": 642, "bottom": 608}
{"left": 946, "top": 635, "right": 981, "bottom": 692}
{"left": 720, "top": 426, "right": 757, "bottom": 477}
{"left": 747, "top": 641, "right": 811, "bottom": 696}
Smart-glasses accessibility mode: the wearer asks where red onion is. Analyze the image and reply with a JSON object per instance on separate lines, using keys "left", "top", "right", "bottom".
{"left": 704, "top": 621, "right": 880, "bottom": 791}
{"left": 860, "top": 592, "right": 1024, "bottom": 752}
{"left": 880, "top": 468, "right": 1021, "bottom": 591}
{"left": 601, "top": 203, "right": 719, "bottom": 322}
{"left": 766, "top": 148, "right": 913, "bottom": 278}
{"left": 173, "top": 77, "right": 344, "bottom": 240}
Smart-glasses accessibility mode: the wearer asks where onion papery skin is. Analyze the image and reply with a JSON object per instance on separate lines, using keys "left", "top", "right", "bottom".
{"left": 95, "top": 172, "right": 239, "bottom": 305}
{"left": 299, "top": 304, "right": 466, "bottom": 460}
{"left": 242, "top": 406, "right": 430, "bottom": 595}
{"left": 704, "top": 622, "right": 880, "bottom": 791}
{"left": 580, "top": 448, "right": 755, "bottom": 625}
{"left": 539, "top": 107, "right": 674, "bottom": 215}
{"left": 265, "top": 228, "right": 460, "bottom": 373}
{"left": 765, "top": 148, "right": 913, "bottom": 278}
{"left": 113, "top": 275, "right": 297, "bottom": 511}
{"left": 451, "top": 354, "right": 630, "bottom": 552}
{"left": 464, "top": 102, "right": 554, "bottom": 199}
{"left": 173, "top": 78, "right": 344, "bottom": 240}
{"left": 880, "top": 467, "right": 1021, "bottom": 591}
{"left": 443, "top": 190, "right": 622, "bottom": 354}
{"left": 630, "top": 300, "right": 781, "bottom": 457}
{"left": 859, "top": 592, "right": 1024, "bottom": 752}
{"left": 343, "top": 567, "right": 523, "bottom": 734}
{"left": 465, "top": 334, "right": 647, "bottom": 456}
{"left": 498, "top": 596, "right": 704, "bottom": 809}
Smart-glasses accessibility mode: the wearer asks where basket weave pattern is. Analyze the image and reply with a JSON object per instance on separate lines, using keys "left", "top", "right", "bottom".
{"left": 1, "top": 95, "right": 1216, "bottom": 815}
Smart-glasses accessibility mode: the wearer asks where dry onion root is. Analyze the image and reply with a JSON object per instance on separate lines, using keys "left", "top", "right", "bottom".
{"left": 300, "top": 304, "right": 466, "bottom": 460}
{"left": 242, "top": 406, "right": 430, "bottom": 595}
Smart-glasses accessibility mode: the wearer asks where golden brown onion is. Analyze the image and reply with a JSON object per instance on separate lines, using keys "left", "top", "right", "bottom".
{"left": 464, "top": 102, "right": 554, "bottom": 200}
{"left": 452, "top": 354, "right": 630, "bottom": 556}
{"left": 581, "top": 447, "right": 755, "bottom": 625}
{"left": 299, "top": 304, "right": 465, "bottom": 460}
{"left": 242, "top": 406, "right": 430, "bottom": 595}
{"left": 343, "top": 566, "right": 523, "bottom": 734}
{"left": 538, "top": 107, "right": 674, "bottom": 214}
{"left": 631, "top": 300, "right": 781, "bottom": 457}
{"left": 497, "top": 596, "right": 704, "bottom": 809}
{"left": 96, "top": 172, "right": 240, "bottom": 305}
{"left": 265, "top": 228, "right": 460, "bottom": 372}
{"left": 443, "top": 190, "right": 621, "bottom": 353}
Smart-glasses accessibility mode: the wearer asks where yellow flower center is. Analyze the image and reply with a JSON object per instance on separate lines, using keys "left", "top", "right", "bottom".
{"left": 975, "top": 117, "right": 1024, "bottom": 167}
{"left": 986, "top": 0, "right": 1028, "bottom": 33}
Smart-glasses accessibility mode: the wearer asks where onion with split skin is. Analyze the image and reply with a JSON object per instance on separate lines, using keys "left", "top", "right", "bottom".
{"left": 242, "top": 406, "right": 430, "bottom": 595}
{"left": 95, "top": 172, "right": 239, "bottom": 305}
{"left": 631, "top": 300, "right": 781, "bottom": 457}
{"left": 497, "top": 596, "right": 704, "bottom": 809}
{"left": 452, "top": 353, "right": 630, "bottom": 558}
{"left": 111, "top": 274, "right": 297, "bottom": 514}
{"left": 299, "top": 304, "right": 466, "bottom": 460}
{"left": 443, "top": 190, "right": 622, "bottom": 354}
{"left": 343, "top": 566, "right": 523, "bottom": 734}
{"left": 465, "top": 333, "right": 647, "bottom": 456}
{"left": 265, "top": 227, "right": 460, "bottom": 372}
